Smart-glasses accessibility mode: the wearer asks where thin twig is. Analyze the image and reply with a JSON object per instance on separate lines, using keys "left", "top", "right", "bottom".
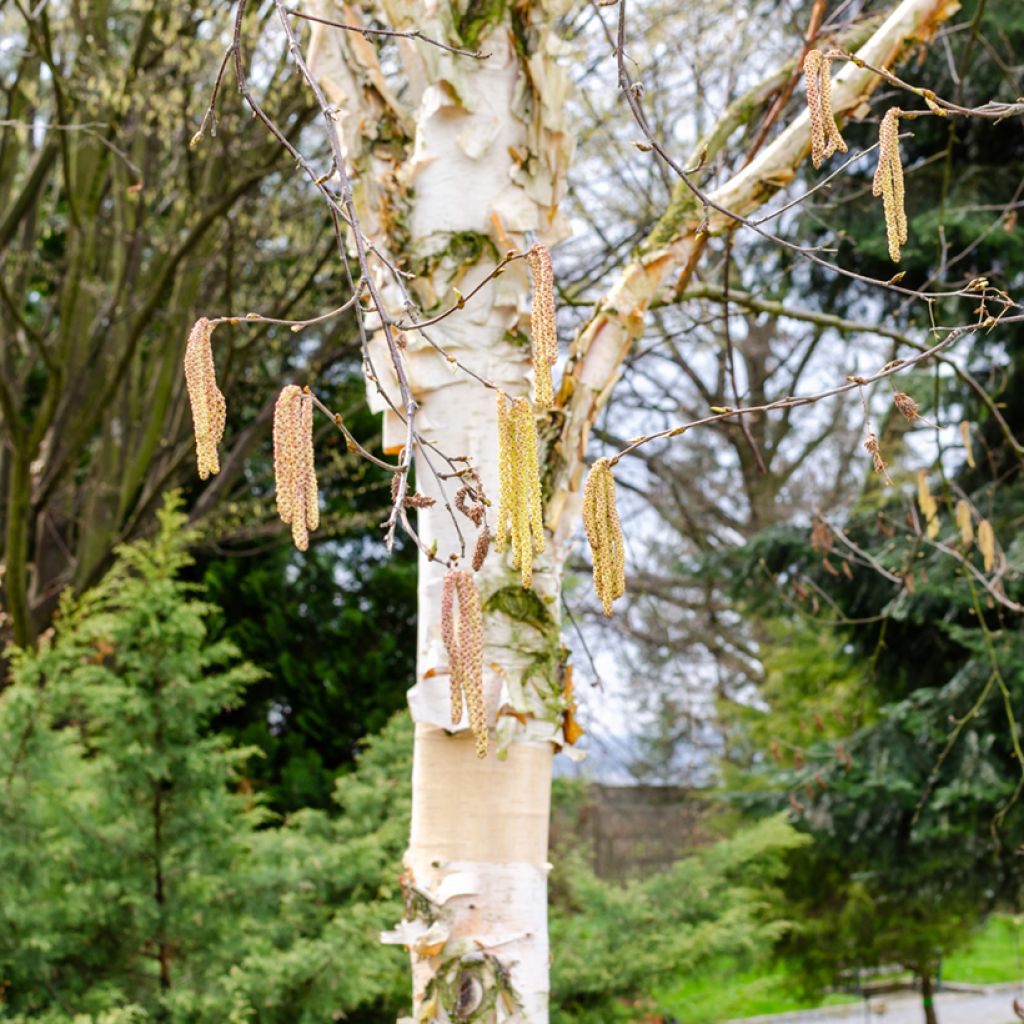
{"left": 283, "top": 6, "right": 490, "bottom": 60}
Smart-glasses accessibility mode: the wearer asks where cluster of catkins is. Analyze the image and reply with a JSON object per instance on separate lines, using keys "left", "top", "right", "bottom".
{"left": 181, "top": 241, "right": 632, "bottom": 756}
{"left": 803, "top": 49, "right": 848, "bottom": 168}
{"left": 273, "top": 385, "right": 320, "bottom": 552}
{"left": 802, "top": 49, "right": 906, "bottom": 263}
{"left": 918, "top": 471, "right": 998, "bottom": 572}
{"left": 495, "top": 391, "right": 546, "bottom": 588}
{"left": 872, "top": 108, "right": 907, "bottom": 262}
{"left": 183, "top": 320, "right": 320, "bottom": 550}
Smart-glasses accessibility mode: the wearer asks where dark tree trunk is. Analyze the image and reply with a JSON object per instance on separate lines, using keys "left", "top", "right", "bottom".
{"left": 920, "top": 966, "right": 939, "bottom": 1024}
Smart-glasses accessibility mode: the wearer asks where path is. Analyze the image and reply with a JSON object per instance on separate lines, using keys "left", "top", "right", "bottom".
{"left": 729, "top": 984, "right": 1023, "bottom": 1024}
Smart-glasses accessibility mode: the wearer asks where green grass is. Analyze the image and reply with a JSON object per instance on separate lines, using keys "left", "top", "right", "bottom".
{"left": 654, "top": 960, "right": 855, "bottom": 1023}
{"left": 943, "top": 913, "right": 1024, "bottom": 984}
{"left": 653, "top": 914, "right": 1024, "bottom": 1023}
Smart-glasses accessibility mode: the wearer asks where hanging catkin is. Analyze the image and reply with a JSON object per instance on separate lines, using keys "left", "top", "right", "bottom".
{"left": 183, "top": 318, "right": 226, "bottom": 480}
{"left": 864, "top": 431, "right": 893, "bottom": 486}
{"left": 803, "top": 50, "right": 848, "bottom": 169}
{"left": 582, "top": 458, "right": 625, "bottom": 616}
{"left": 441, "top": 572, "right": 462, "bottom": 726}
{"left": 978, "top": 519, "right": 996, "bottom": 572}
{"left": 526, "top": 244, "right": 557, "bottom": 407}
{"left": 441, "top": 568, "right": 488, "bottom": 758}
{"left": 955, "top": 499, "right": 974, "bottom": 549}
{"left": 873, "top": 108, "right": 908, "bottom": 262}
{"left": 916, "top": 469, "right": 939, "bottom": 539}
{"left": 273, "top": 385, "right": 320, "bottom": 551}
{"left": 495, "top": 391, "right": 545, "bottom": 588}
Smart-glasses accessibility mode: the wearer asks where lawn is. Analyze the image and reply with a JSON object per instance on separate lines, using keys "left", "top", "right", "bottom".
{"left": 654, "top": 961, "right": 855, "bottom": 1023}
{"left": 653, "top": 914, "right": 1022, "bottom": 1022}
{"left": 942, "top": 913, "right": 1023, "bottom": 985}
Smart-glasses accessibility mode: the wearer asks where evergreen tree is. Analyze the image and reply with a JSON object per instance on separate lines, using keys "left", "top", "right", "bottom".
{"left": 0, "top": 498, "right": 262, "bottom": 1020}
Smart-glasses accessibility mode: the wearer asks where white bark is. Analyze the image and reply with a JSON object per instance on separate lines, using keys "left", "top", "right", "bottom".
{"left": 311, "top": 6, "right": 573, "bottom": 1018}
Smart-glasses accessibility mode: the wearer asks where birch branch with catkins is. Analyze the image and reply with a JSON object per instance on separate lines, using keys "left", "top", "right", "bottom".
{"left": 273, "top": 385, "right": 320, "bottom": 551}
{"left": 183, "top": 318, "right": 226, "bottom": 480}
{"left": 803, "top": 49, "right": 848, "bottom": 169}
{"left": 873, "top": 108, "right": 908, "bottom": 262}
{"left": 582, "top": 458, "right": 625, "bottom": 617}
{"left": 526, "top": 244, "right": 558, "bottom": 407}
{"left": 441, "top": 569, "right": 488, "bottom": 758}
{"left": 495, "top": 391, "right": 545, "bottom": 588}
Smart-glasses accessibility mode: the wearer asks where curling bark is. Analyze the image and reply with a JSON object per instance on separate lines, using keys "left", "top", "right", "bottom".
{"left": 305, "top": 0, "right": 958, "bottom": 1018}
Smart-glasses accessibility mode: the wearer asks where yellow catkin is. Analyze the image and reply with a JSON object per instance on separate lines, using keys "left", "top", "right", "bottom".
{"left": 273, "top": 385, "right": 320, "bottom": 551}
{"left": 526, "top": 244, "right": 557, "bottom": 408}
{"left": 960, "top": 421, "right": 976, "bottom": 468}
{"left": 495, "top": 391, "right": 545, "bottom": 588}
{"left": 183, "top": 318, "right": 226, "bottom": 480}
{"left": 872, "top": 108, "right": 907, "bottom": 262}
{"left": 803, "top": 50, "right": 847, "bottom": 169}
{"left": 582, "top": 458, "right": 626, "bottom": 616}
{"left": 955, "top": 499, "right": 974, "bottom": 549}
{"left": 978, "top": 519, "right": 996, "bottom": 572}
{"left": 916, "top": 469, "right": 939, "bottom": 539}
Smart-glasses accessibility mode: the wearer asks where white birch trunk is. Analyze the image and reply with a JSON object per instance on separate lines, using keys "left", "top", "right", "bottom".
{"left": 305, "top": 0, "right": 959, "bottom": 1019}
{"left": 310, "top": 4, "right": 574, "bottom": 1018}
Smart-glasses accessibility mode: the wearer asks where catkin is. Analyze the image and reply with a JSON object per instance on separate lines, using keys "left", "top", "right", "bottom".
{"left": 916, "top": 469, "right": 939, "bottom": 539}
{"left": 582, "top": 458, "right": 625, "bottom": 616}
{"left": 441, "top": 572, "right": 462, "bottom": 726}
{"left": 803, "top": 50, "right": 847, "bottom": 169}
{"left": 893, "top": 392, "right": 919, "bottom": 422}
{"left": 440, "top": 569, "right": 488, "bottom": 757}
{"left": 526, "top": 244, "right": 558, "bottom": 407}
{"left": 472, "top": 527, "right": 491, "bottom": 572}
{"left": 863, "top": 431, "right": 893, "bottom": 486}
{"left": 495, "top": 391, "right": 545, "bottom": 588}
{"left": 978, "top": 519, "right": 996, "bottom": 572}
{"left": 872, "top": 108, "right": 908, "bottom": 262}
{"left": 273, "top": 385, "right": 320, "bottom": 551}
{"left": 183, "top": 318, "right": 226, "bottom": 480}
{"left": 956, "top": 499, "right": 974, "bottom": 549}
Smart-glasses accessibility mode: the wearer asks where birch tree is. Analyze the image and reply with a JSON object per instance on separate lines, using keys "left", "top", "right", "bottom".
{"left": 182, "top": 0, "right": 1024, "bottom": 1018}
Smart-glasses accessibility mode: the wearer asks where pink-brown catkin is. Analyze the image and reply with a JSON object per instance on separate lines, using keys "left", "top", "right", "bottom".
{"left": 440, "top": 568, "right": 487, "bottom": 757}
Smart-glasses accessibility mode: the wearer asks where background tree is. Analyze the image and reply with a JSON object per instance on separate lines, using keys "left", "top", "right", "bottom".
{"left": 0, "top": 499, "right": 262, "bottom": 1017}
{"left": 201, "top": 536, "right": 416, "bottom": 810}
{"left": 0, "top": 1, "right": 421, "bottom": 810}
{"left": 0, "top": 2, "right": 387, "bottom": 648}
